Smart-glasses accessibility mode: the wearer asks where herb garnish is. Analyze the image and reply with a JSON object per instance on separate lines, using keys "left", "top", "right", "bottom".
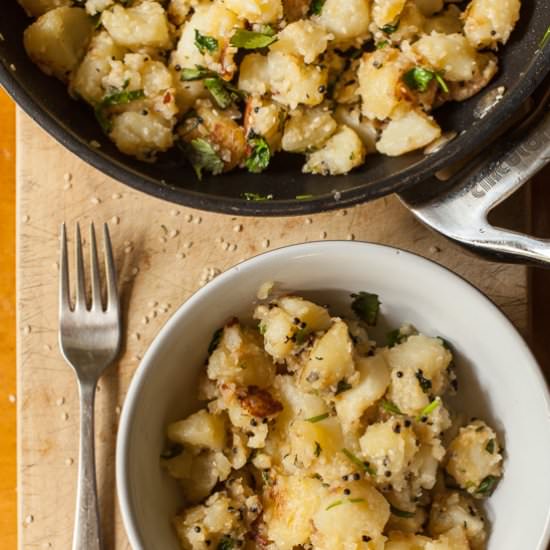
{"left": 540, "top": 25, "right": 550, "bottom": 48}
{"left": 160, "top": 443, "right": 183, "bottom": 459}
{"left": 341, "top": 448, "right": 376, "bottom": 476}
{"left": 194, "top": 29, "right": 219, "bottom": 54}
{"left": 230, "top": 28, "right": 277, "bottom": 49}
{"left": 415, "top": 369, "right": 432, "bottom": 393}
{"left": 296, "top": 194, "right": 314, "bottom": 200}
{"left": 390, "top": 505, "right": 415, "bottom": 518}
{"left": 416, "top": 397, "right": 441, "bottom": 420}
{"left": 94, "top": 88, "right": 145, "bottom": 133}
{"left": 208, "top": 327, "right": 223, "bottom": 354}
{"left": 217, "top": 535, "right": 236, "bottom": 550}
{"left": 351, "top": 292, "right": 380, "bottom": 326}
{"left": 309, "top": 0, "right": 326, "bottom": 16}
{"left": 403, "top": 67, "right": 449, "bottom": 93}
{"left": 185, "top": 138, "right": 224, "bottom": 180}
{"left": 349, "top": 498, "right": 365, "bottom": 504}
{"left": 258, "top": 322, "right": 267, "bottom": 335}
{"left": 305, "top": 412, "right": 329, "bottom": 423}
{"left": 245, "top": 135, "right": 271, "bottom": 173}
{"left": 376, "top": 40, "right": 389, "bottom": 49}
{"left": 381, "top": 400, "right": 404, "bottom": 415}
{"left": 261, "top": 470, "right": 272, "bottom": 485}
{"left": 476, "top": 475, "right": 498, "bottom": 496}
{"left": 181, "top": 65, "right": 245, "bottom": 109}
{"left": 335, "top": 379, "right": 352, "bottom": 395}
{"left": 485, "top": 439, "right": 495, "bottom": 454}
{"left": 381, "top": 19, "right": 400, "bottom": 34}
{"left": 325, "top": 499, "right": 343, "bottom": 510}
{"left": 387, "top": 328, "right": 408, "bottom": 348}
{"left": 242, "top": 192, "right": 274, "bottom": 201}
{"left": 314, "top": 441, "right": 322, "bottom": 457}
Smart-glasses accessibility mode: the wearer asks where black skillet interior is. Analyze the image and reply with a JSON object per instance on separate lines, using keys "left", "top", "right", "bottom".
{"left": 1, "top": 1, "right": 549, "bottom": 215}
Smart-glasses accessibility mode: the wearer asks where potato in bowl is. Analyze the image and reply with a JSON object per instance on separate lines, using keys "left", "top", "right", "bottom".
{"left": 116, "top": 242, "right": 550, "bottom": 550}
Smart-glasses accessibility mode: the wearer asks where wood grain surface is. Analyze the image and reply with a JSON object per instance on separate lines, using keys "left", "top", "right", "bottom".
{"left": 15, "top": 109, "right": 533, "bottom": 549}
{"left": 0, "top": 87, "right": 17, "bottom": 550}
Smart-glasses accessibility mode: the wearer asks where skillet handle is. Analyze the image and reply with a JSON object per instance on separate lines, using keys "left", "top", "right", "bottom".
{"left": 399, "top": 103, "right": 550, "bottom": 268}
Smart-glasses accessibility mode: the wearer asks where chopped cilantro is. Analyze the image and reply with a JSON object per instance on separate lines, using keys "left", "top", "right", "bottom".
{"left": 185, "top": 138, "right": 224, "bottom": 180}
{"left": 341, "top": 448, "right": 376, "bottom": 476}
{"left": 351, "top": 292, "right": 380, "bottom": 326}
{"left": 326, "top": 500, "right": 343, "bottom": 511}
{"left": 94, "top": 88, "right": 145, "bottom": 133}
{"left": 476, "top": 475, "right": 498, "bottom": 496}
{"left": 541, "top": 25, "right": 550, "bottom": 48}
{"left": 485, "top": 439, "right": 496, "bottom": 454}
{"left": 381, "top": 400, "right": 404, "bottom": 415}
{"left": 245, "top": 135, "right": 271, "bottom": 173}
{"left": 305, "top": 413, "right": 329, "bottom": 423}
{"left": 309, "top": 0, "right": 326, "bottom": 16}
{"left": 387, "top": 328, "right": 408, "bottom": 347}
{"left": 181, "top": 65, "right": 244, "bottom": 108}
{"left": 217, "top": 535, "right": 236, "bottom": 550}
{"left": 230, "top": 28, "right": 277, "bottom": 49}
{"left": 180, "top": 65, "right": 218, "bottom": 81}
{"left": 335, "top": 379, "right": 352, "bottom": 395}
{"left": 194, "top": 29, "right": 219, "bottom": 54}
{"left": 296, "top": 194, "right": 314, "bottom": 200}
{"left": 376, "top": 40, "right": 389, "bottom": 49}
{"left": 416, "top": 397, "right": 441, "bottom": 420}
{"left": 403, "top": 67, "right": 448, "bottom": 93}
{"left": 160, "top": 443, "right": 183, "bottom": 460}
{"left": 390, "top": 505, "right": 415, "bottom": 518}
{"left": 208, "top": 327, "right": 223, "bottom": 354}
{"left": 381, "top": 19, "right": 400, "bottom": 34}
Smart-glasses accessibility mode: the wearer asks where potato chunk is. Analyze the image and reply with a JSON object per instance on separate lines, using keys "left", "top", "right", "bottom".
{"left": 70, "top": 31, "right": 125, "bottom": 104}
{"left": 23, "top": 7, "right": 94, "bottom": 82}
{"left": 224, "top": 0, "right": 283, "bottom": 24}
{"left": 301, "top": 319, "right": 355, "bottom": 391}
{"left": 463, "top": 0, "right": 521, "bottom": 49}
{"left": 385, "top": 334, "right": 452, "bottom": 414}
{"left": 376, "top": 109, "right": 441, "bottom": 156}
{"left": 244, "top": 96, "right": 286, "bottom": 152}
{"left": 101, "top": 1, "right": 171, "bottom": 50}
{"left": 167, "top": 409, "right": 226, "bottom": 451}
{"left": 110, "top": 111, "right": 174, "bottom": 160}
{"left": 359, "top": 418, "right": 419, "bottom": 489}
{"left": 178, "top": 99, "right": 247, "bottom": 171}
{"left": 425, "top": 526, "right": 470, "bottom": 550}
{"left": 207, "top": 321, "right": 276, "bottom": 388}
{"left": 446, "top": 420, "right": 503, "bottom": 498}
{"left": 334, "top": 104, "right": 380, "bottom": 154}
{"left": 316, "top": 0, "right": 371, "bottom": 43}
{"left": 282, "top": 107, "right": 337, "bottom": 153}
{"left": 303, "top": 125, "right": 366, "bottom": 175}
{"left": 268, "top": 51, "right": 328, "bottom": 109}
{"left": 385, "top": 531, "right": 431, "bottom": 549}
{"left": 238, "top": 53, "right": 271, "bottom": 96}
{"left": 18, "top": 0, "right": 71, "bottom": 18}
{"left": 264, "top": 475, "right": 326, "bottom": 550}
{"left": 312, "top": 480, "right": 390, "bottom": 546}
{"left": 358, "top": 48, "right": 413, "bottom": 121}
{"left": 429, "top": 491, "right": 486, "bottom": 550}
{"left": 173, "top": 3, "right": 243, "bottom": 78}
{"left": 412, "top": 32, "right": 482, "bottom": 82}
{"left": 335, "top": 354, "right": 391, "bottom": 432}
{"left": 271, "top": 20, "right": 332, "bottom": 64}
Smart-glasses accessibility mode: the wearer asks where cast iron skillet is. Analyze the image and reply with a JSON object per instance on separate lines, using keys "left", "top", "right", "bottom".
{"left": 1, "top": 2, "right": 549, "bottom": 216}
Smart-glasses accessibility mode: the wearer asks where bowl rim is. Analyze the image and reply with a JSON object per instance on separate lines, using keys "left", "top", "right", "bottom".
{"left": 115, "top": 240, "right": 550, "bottom": 549}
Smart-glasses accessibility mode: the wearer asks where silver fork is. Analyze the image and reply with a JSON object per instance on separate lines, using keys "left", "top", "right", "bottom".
{"left": 59, "top": 222, "right": 122, "bottom": 550}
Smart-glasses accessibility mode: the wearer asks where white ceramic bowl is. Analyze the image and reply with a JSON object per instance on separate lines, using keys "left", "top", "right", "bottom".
{"left": 117, "top": 241, "right": 550, "bottom": 550}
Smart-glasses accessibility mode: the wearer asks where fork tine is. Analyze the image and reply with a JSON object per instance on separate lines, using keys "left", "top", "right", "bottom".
{"left": 103, "top": 223, "right": 119, "bottom": 311}
{"left": 75, "top": 223, "right": 87, "bottom": 310}
{"left": 89, "top": 223, "right": 103, "bottom": 311}
{"left": 59, "top": 223, "right": 71, "bottom": 312}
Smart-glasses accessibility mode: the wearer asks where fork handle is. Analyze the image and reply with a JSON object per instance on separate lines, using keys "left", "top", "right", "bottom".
{"left": 73, "top": 381, "right": 103, "bottom": 550}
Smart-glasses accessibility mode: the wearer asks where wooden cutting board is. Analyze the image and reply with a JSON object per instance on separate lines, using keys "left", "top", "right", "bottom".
{"left": 17, "top": 110, "right": 530, "bottom": 550}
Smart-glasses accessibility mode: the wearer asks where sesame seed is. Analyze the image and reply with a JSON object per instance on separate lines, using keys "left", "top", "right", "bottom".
{"left": 22, "top": 215, "right": 30, "bottom": 223}
{"left": 111, "top": 193, "right": 122, "bottom": 199}
{"left": 346, "top": 233, "right": 355, "bottom": 240}
{"left": 43, "top": 344, "right": 51, "bottom": 351}
{"left": 184, "top": 241, "right": 193, "bottom": 249}
{"left": 115, "top": 406, "right": 121, "bottom": 415}
{"left": 65, "top": 457, "right": 73, "bottom": 466}
{"left": 234, "top": 224, "right": 243, "bottom": 232}
{"left": 193, "top": 216, "right": 202, "bottom": 224}
{"left": 159, "top": 236, "right": 167, "bottom": 243}
{"left": 185, "top": 214, "right": 193, "bottom": 222}
{"left": 111, "top": 216, "right": 120, "bottom": 225}
{"left": 176, "top": 252, "right": 186, "bottom": 259}
{"left": 8, "top": 394, "right": 16, "bottom": 404}
{"left": 25, "top": 515, "right": 34, "bottom": 525}
{"left": 170, "top": 209, "right": 180, "bottom": 216}
{"left": 56, "top": 397, "right": 65, "bottom": 406}
{"left": 319, "top": 231, "right": 327, "bottom": 239}
{"left": 23, "top": 325, "right": 31, "bottom": 335}
{"left": 91, "top": 197, "right": 100, "bottom": 205}
{"left": 63, "top": 182, "right": 72, "bottom": 191}
{"left": 231, "top": 243, "right": 238, "bottom": 251}
{"left": 169, "top": 229, "right": 179, "bottom": 238}
{"left": 261, "top": 239, "right": 270, "bottom": 249}
{"left": 124, "top": 246, "right": 133, "bottom": 254}
{"left": 305, "top": 218, "right": 313, "bottom": 224}
{"left": 131, "top": 267, "right": 139, "bottom": 275}
{"left": 429, "top": 245, "right": 441, "bottom": 254}
{"left": 142, "top": 316, "right": 149, "bottom": 325}
{"left": 62, "top": 413, "right": 69, "bottom": 421}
